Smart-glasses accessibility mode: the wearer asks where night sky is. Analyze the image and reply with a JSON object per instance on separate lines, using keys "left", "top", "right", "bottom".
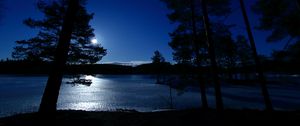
{"left": 0, "top": 0, "right": 285, "bottom": 64}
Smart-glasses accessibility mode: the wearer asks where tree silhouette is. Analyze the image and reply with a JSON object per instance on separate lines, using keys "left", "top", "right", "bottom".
{"left": 271, "top": 41, "right": 300, "bottom": 72}
{"left": 162, "top": 0, "right": 231, "bottom": 110}
{"left": 38, "top": 0, "right": 80, "bottom": 113}
{"left": 11, "top": 0, "right": 107, "bottom": 113}
{"left": 252, "top": 0, "right": 300, "bottom": 47}
{"left": 12, "top": 0, "right": 106, "bottom": 64}
{"left": 284, "top": 42, "right": 300, "bottom": 64}
{"left": 163, "top": 0, "right": 196, "bottom": 64}
{"left": 253, "top": 0, "right": 300, "bottom": 73}
{"left": 152, "top": 50, "right": 165, "bottom": 64}
{"left": 151, "top": 50, "right": 166, "bottom": 84}
{"left": 215, "top": 34, "right": 238, "bottom": 81}
{"left": 18, "top": 0, "right": 106, "bottom": 113}
{"left": 190, "top": 0, "right": 208, "bottom": 109}
{"left": 201, "top": 0, "right": 224, "bottom": 111}
{"left": 162, "top": 0, "right": 209, "bottom": 109}
{"left": 235, "top": 35, "right": 254, "bottom": 80}
{"left": 240, "top": 0, "right": 273, "bottom": 111}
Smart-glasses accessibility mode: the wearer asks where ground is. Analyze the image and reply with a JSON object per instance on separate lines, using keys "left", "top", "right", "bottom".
{"left": 0, "top": 109, "right": 299, "bottom": 126}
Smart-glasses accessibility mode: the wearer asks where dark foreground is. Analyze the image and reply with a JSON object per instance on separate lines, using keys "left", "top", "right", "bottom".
{"left": 0, "top": 109, "right": 299, "bottom": 126}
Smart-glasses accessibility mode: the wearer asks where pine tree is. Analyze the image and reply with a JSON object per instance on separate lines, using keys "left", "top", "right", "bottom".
{"left": 152, "top": 50, "right": 165, "bottom": 64}
{"left": 240, "top": 0, "right": 273, "bottom": 111}
{"left": 12, "top": 0, "right": 107, "bottom": 113}
{"left": 12, "top": 0, "right": 106, "bottom": 64}
{"left": 152, "top": 50, "right": 166, "bottom": 84}
{"left": 161, "top": 0, "right": 231, "bottom": 110}
{"left": 252, "top": 0, "right": 300, "bottom": 46}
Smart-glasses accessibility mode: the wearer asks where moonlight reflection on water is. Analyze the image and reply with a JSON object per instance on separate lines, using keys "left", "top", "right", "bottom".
{"left": 58, "top": 75, "right": 203, "bottom": 112}
{"left": 3, "top": 75, "right": 300, "bottom": 117}
{"left": 59, "top": 76, "right": 117, "bottom": 111}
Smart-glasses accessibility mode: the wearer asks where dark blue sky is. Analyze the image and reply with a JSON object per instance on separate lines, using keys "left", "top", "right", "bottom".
{"left": 0, "top": 0, "right": 285, "bottom": 64}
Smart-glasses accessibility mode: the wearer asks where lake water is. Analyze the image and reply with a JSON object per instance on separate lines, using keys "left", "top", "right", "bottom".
{"left": 1, "top": 74, "right": 300, "bottom": 117}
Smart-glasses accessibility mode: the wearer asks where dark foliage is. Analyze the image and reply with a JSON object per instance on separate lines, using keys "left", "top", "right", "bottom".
{"left": 252, "top": 0, "right": 300, "bottom": 42}
{"left": 161, "top": 0, "right": 232, "bottom": 65}
{"left": 12, "top": 0, "right": 106, "bottom": 64}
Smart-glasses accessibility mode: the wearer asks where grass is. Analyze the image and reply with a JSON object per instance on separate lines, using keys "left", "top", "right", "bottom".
{"left": 0, "top": 109, "right": 300, "bottom": 126}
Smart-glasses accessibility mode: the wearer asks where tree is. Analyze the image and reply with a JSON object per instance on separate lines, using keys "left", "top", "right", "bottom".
{"left": 240, "top": 0, "right": 273, "bottom": 111}
{"left": 163, "top": 0, "right": 231, "bottom": 65}
{"left": 152, "top": 50, "right": 165, "bottom": 64}
{"left": 201, "top": 0, "right": 224, "bottom": 111}
{"left": 38, "top": 0, "right": 80, "bottom": 113}
{"left": 12, "top": 0, "right": 106, "bottom": 64}
{"left": 168, "top": 26, "right": 194, "bottom": 64}
{"left": 235, "top": 35, "right": 254, "bottom": 80}
{"left": 12, "top": 0, "right": 106, "bottom": 113}
{"left": 253, "top": 0, "right": 300, "bottom": 72}
{"left": 161, "top": 0, "right": 231, "bottom": 110}
{"left": 252, "top": 0, "right": 300, "bottom": 46}
{"left": 215, "top": 34, "right": 238, "bottom": 80}
{"left": 271, "top": 42, "right": 300, "bottom": 72}
{"left": 190, "top": 0, "right": 208, "bottom": 109}
{"left": 151, "top": 50, "right": 166, "bottom": 84}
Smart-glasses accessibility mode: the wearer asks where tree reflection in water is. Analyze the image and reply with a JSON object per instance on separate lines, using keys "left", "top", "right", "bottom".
{"left": 66, "top": 75, "right": 94, "bottom": 86}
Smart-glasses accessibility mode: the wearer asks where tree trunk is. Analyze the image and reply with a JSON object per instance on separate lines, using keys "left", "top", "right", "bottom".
{"left": 201, "top": 0, "right": 223, "bottom": 111}
{"left": 39, "top": 0, "right": 79, "bottom": 113}
{"left": 169, "top": 85, "right": 173, "bottom": 109}
{"left": 239, "top": 0, "right": 273, "bottom": 111}
{"left": 190, "top": 0, "right": 208, "bottom": 109}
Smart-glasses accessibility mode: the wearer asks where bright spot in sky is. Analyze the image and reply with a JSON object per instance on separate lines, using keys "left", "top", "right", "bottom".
{"left": 91, "top": 38, "right": 98, "bottom": 44}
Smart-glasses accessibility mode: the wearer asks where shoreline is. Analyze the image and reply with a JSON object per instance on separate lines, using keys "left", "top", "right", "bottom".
{"left": 0, "top": 109, "right": 299, "bottom": 126}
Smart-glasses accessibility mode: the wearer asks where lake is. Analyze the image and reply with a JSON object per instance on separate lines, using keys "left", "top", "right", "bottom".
{"left": 1, "top": 74, "right": 300, "bottom": 117}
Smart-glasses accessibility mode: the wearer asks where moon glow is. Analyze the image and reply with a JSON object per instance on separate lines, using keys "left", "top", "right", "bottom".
{"left": 91, "top": 38, "right": 98, "bottom": 44}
